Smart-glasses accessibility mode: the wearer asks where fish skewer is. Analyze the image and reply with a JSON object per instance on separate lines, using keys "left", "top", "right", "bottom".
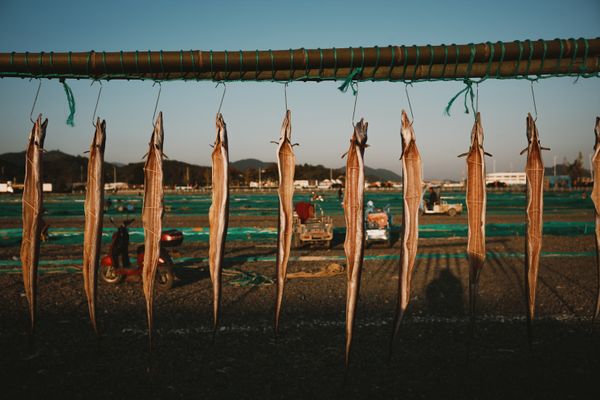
{"left": 142, "top": 112, "right": 165, "bottom": 347}
{"left": 521, "top": 113, "right": 548, "bottom": 347}
{"left": 343, "top": 118, "right": 368, "bottom": 368}
{"left": 591, "top": 117, "right": 600, "bottom": 327}
{"left": 458, "top": 113, "right": 491, "bottom": 336}
{"left": 21, "top": 114, "right": 48, "bottom": 335}
{"left": 274, "top": 110, "right": 295, "bottom": 334}
{"left": 390, "top": 110, "right": 422, "bottom": 355}
{"left": 209, "top": 113, "right": 229, "bottom": 333}
{"left": 82, "top": 119, "right": 106, "bottom": 334}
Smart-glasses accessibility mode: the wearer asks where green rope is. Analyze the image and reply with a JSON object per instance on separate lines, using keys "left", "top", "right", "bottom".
{"left": 465, "top": 43, "right": 476, "bottom": 78}
{"left": 514, "top": 40, "right": 523, "bottom": 77}
{"left": 567, "top": 38, "right": 577, "bottom": 75}
{"left": 538, "top": 40, "right": 547, "bottom": 77}
{"left": 318, "top": 48, "right": 324, "bottom": 80}
{"left": 388, "top": 45, "right": 395, "bottom": 80}
{"left": 304, "top": 48, "right": 309, "bottom": 80}
{"left": 579, "top": 38, "right": 589, "bottom": 73}
{"left": 484, "top": 41, "right": 495, "bottom": 78}
{"left": 411, "top": 45, "right": 420, "bottom": 81}
{"left": 190, "top": 50, "right": 196, "bottom": 79}
{"left": 444, "top": 78, "right": 475, "bottom": 116}
{"left": 524, "top": 39, "right": 533, "bottom": 78}
{"left": 134, "top": 50, "right": 140, "bottom": 75}
{"left": 440, "top": 44, "right": 448, "bottom": 79}
{"left": 371, "top": 45, "right": 380, "bottom": 80}
{"left": 401, "top": 45, "right": 408, "bottom": 80}
{"left": 60, "top": 78, "right": 76, "bottom": 126}
{"left": 453, "top": 44, "right": 459, "bottom": 78}
{"left": 119, "top": 51, "right": 126, "bottom": 78}
{"left": 333, "top": 47, "right": 338, "bottom": 79}
{"left": 239, "top": 50, "right": 244, "bottom": 79}
{"left": 495, "top": 41, "right": 505, "bottom": 78}
{"left": 209, "top": 50, "right": 214, "bottom": 80}
{"left": 426, "top": 44, "right": 434, "bottom": 80}
{"left": 255, "top": 49, "right": 259, "bottom": 80}
{"left": 147, "top": 50, "right": 152, "bottom": 76}
{"left": 337, "top": 67, "right": 362, "bottom": 93}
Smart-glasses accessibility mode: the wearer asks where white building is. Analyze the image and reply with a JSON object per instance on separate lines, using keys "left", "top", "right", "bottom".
{"left": 486, "top": 172, "right": 526, "bottom": 186}
{"left": 293, "top": 180, "right": 310, "bottom": 189}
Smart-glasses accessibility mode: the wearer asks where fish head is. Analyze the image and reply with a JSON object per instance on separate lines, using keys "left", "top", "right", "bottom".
{"left": 526, "top": 113, "right": 540, "bottom": 148}
{"left": 215, "top": 112, "right": 228, "bottom": 148}
{"left": 353, "top": 118, "right": 368, "bottom": 148}
{"left": 470, "top": 112, "right": 483, "bottom": 149}
{"left": 93, "top": 118, "right": 107, "bottom": 152}
{"left": 280, "top": 110, "right": 292, "bottom": 142}
{"left": 595, "top": 117, "right": 600, "bottom": 150}
{"left": 30, "top": 114, "right": 48, "bottom": 149}
{"left": 400, "top": 110, "right": 415, "bottom": 149}
{"left": 150, "top": 112, "right": 164, "bottom": 151}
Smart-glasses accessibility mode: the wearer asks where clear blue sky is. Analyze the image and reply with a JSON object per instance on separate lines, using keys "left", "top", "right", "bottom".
{"left": 0, "top": 0, "right": 598, "bottom": 180}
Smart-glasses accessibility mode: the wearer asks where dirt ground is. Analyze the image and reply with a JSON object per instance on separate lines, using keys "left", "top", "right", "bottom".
{"left": 1, "top": 214, "right": 599, "bottom": 399}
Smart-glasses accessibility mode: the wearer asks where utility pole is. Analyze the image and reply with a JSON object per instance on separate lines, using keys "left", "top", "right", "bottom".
{"left": 80, "top": 165, "right": 84, "bottom": 182}
{"left": 553, "top": 155, "right": 557, "bottom": 177}
{"left": 590, "top": 153, "right": 594, "bottom": 180}
{"left": 186, "top": 166, "right": 190, "bottom": 186}
{"left": 258, "top": 168, "right": 262, "bottom": 189}
{"left": 113, "top": 165, "right": 116, "bottom": 187}
{"left": 493, "top": 159, "right": 496, "bottom": 173}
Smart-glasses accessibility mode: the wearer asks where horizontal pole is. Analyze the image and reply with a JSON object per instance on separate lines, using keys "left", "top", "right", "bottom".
{"left": 0, "top": 38, "right": 598, "bottom": 82}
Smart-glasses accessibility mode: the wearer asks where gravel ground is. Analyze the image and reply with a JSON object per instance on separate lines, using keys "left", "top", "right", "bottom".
{"left": 1, "top": 210, "right": 599, "bottom": 399}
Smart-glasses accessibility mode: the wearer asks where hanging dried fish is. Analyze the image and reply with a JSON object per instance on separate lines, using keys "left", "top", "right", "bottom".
{"left": 21, "top": 114, "right": 47, "bottom": 335}
{"left": 521, "top": 113, "right": 548, "bottom": 346}
{"left": 458, "top": 113, "right": 491, "bottom": 332}
{"left": 82, "top": 119, "right": 106, "bottom": 334}
{"left": 209, "top": 113, "right": 229, "bottom": 333}
{"left": 142, "top": 112, "right": 164, "bottom": 346}
{"left": 592, "top": 117, "right": 600, "bottom": 325}
{"left": 343, "top": 118, "right": 368, "bottom": 368}
{"left": 274, "top": 110, "right": 295, "bottom": 334}
{"left": 390, "top": 110, "right": 422, "bottom": 354}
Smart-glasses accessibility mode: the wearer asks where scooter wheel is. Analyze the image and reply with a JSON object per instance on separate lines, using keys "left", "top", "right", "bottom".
{"left": 101, "top": 265, "right": 125, "bottom": 284}
{"left": 156, "top": 265, "right": 174, "bottom": 291}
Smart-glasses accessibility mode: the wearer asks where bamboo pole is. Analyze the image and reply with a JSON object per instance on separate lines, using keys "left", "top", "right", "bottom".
{"left": 0, "top": 38, "right": 598, "bottom": 82}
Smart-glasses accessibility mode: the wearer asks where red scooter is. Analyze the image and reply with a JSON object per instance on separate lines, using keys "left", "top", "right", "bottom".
{"left": 100, "top": 218, "right": 183, "bottom": 291}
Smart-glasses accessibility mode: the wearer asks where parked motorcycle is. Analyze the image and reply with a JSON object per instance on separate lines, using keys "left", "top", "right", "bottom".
{"left": 100, "top": 218, "right": 183, "bottom": 290}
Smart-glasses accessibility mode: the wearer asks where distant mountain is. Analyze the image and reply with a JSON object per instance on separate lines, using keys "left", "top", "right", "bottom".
{"left": 364, "top": 166, "right": 401, "bottom": 181}
{"left": 0, "top": 150, "right": 403, "bottom": 191}
{"left": 230, "top": 158, "right": 274, "bottom": 171}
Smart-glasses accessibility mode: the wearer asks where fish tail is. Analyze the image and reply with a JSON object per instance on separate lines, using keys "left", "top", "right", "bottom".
{"left": 274, "top": 272, "right": 285, "bottom": 336}
{"left": 345, "top": 276, "right": 360, "bottom": 369}
{"left": 212, "top": 271, "right": 221, "bottom": 333}
{"left": 388, "top": 305, "right": 406, "bottom": 360}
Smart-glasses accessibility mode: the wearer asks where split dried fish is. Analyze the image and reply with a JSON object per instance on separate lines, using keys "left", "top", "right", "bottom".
{"left": 82, "top": 119, "right": 106, "bottom": 334}
{"left": 21, "top": 114, "right": 47, "bottom": 335}
{"left": 459, "top": 113, "right": 490, "bottom": 331}
{"left": 343, "top": 118, "right": 368, "bottom": 368}
{"left": 522, "top": 113, "right": 548, "bottom": 346}
{"left": 142, "top": 112, "right": 164, "bottom": 346}
{"left": 592, "top": 117, "right": 600, "bottom": 325}
{"left": 390, "top": 110, "right": 422, "bottom": 353}
{"left": 274, "top": 110, "right": 295, "bottom": 334}
{"left": 209, "top": 113, "right": 229, "bottom": 332}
